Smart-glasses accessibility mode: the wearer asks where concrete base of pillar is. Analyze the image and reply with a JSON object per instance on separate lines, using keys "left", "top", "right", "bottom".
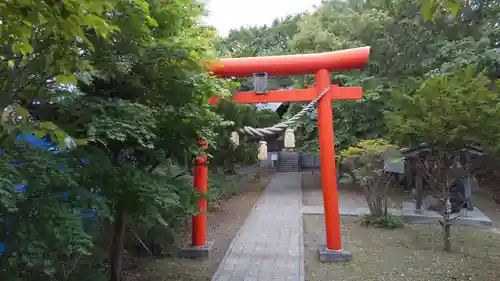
{"left": 318, "top": 247, "right": 353, "bottom": 262}
{"left": 180, "top": 241, "right": 214, "bottom": 259}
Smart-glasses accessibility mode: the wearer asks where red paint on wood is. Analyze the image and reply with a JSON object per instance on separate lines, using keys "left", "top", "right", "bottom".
{"left": 208, "top": 46, "right": 370, "bottom": 77}
{"left": 192, "top": 139, "right": 208, "bottom": 247}
{"left": 316, "top": 69, "right": 342, "bottom": 251}
{"left": 208, "top": 86, "right": 362, "bottom": 104}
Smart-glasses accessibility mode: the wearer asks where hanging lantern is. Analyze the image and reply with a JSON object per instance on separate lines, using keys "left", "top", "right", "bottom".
{"left": 258, "top": 141, "right": 268, "bottom": 160}
{"left": 284, "top": 128, "right": 295, "bottom": 148}
{"left": 230, "top": 131, "right": 239, "bottom": 146}
{"left": 253, "top": 72, "right": 268, "bottom": 94}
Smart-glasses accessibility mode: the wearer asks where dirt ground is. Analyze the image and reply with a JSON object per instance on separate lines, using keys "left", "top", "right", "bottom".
{"left": 125, "top": 168, "right": 274, "bottom": 281}
{"left": 302, "top": 173, "right": 500, "bottom": 281}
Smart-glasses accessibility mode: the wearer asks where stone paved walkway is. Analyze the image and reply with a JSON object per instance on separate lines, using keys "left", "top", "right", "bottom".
{"left": 211, "top": 172, "right": 304, "bottom": 281}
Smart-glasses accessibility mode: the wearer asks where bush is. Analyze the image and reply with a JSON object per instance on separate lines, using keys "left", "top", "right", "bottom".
{"left": 360, "top": 214, "right": 404, "bottom": 229}
{"left": 208, "top": 171, "right": 239, "bottom": 201}
{"left": 339, "top": 139, "right": 400, "bottom": 218}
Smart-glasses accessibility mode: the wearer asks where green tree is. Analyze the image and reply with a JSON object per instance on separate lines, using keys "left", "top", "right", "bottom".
{"left": 0, "top": 0, "right": 154, "bottom": 107}
{"left": 50, "top": 1, "right": 228, "bottom": 279}
{"left": 209, "top": 100, "right": 281, "bottom": 171}
{"left": 0, "top": 1, "right": 232, "bottom": 280}
{"left": 385, "top": 66, "right": 500, "bottom": 251}
{"left": 385, "top": 67, "right": 500, "bottom": 152}
{"left": 287, "top": 0, "right": 500, "bottom": 150}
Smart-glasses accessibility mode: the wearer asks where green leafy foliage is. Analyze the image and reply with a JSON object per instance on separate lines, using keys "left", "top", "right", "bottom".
{"left": 0, "top": 0, "right": 239, "bottom": 279}
{"left": 0, "top": 142, "right": 110, "bottom": 280}
{"left": 339, "top": 139, "right": 397, "bottom": 184}
{"left": 385, "top": 66, "right": 500, "bottom": 154}
{"left": 421, "top": 0, "right": 464, "bottom": 20}
{"left": 219, "top": 0, "right": 499, "bottom": 153}
{"left": 0, "top": 0, "right": 146, "bottom": 104}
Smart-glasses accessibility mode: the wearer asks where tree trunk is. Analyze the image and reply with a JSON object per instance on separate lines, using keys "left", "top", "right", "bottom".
{"left": 383, "top": 196, "right": 388, "bottom": 218}
{"left": 363, "top": 186, "right": 375, "bottom": 215}
{"left": 375, "top": 195, "right": 381, "bottom": 216}
{"left": 443, "top": 223, "right": 451, "bottom": 251}
{"left": 110, "top": 207, "right": 126, "bottom": 281}
{"left": 415, "top": 161, "right": 423, "bottom": 210}
{"left": 443, "top": 197, "right": 452, "bottom": 252}
{"left": 364, "top": 184, "right": 383, "bottom": 217}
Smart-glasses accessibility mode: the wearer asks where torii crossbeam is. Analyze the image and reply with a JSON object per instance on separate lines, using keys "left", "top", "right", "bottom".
{"left": 187, "top": 46, "right": 370, "bottom": 262}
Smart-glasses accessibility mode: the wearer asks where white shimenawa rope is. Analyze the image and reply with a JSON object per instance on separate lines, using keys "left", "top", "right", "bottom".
{"left": 220, "top": 85, "right": 331, "bottom": 137}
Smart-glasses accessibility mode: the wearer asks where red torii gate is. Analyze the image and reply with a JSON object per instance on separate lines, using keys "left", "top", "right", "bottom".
{"left": 186, "top": 46, "right": 370, "bottom": 261}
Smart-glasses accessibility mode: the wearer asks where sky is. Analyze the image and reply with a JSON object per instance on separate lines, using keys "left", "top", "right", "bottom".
{"left": 202, "top": 0, "right": 323, "bottom": 36}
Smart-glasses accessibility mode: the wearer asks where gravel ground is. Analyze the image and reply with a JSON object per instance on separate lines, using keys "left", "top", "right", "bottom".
{"left": 302, "top": 172, "right": 367, "bottom": 207}
{"left": 302, "top": 172, "right": 409, "bottom": 209}
{"left": 471, "top": 187, "right": 500, "bottom": 229}
{"left": 124, "top": 168, "right": 274, "bottom": 281}
{"left": 302, "top": 173, "right": 500, "bottom": 281}
{"left": 304, "top": 216, "right": 500, "bottom": 281}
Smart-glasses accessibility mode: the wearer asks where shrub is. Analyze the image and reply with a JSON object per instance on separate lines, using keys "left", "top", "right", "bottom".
{"left": 361, "top": 214, "right": 404, "bottom": 229}
{"left": 340, "top": 139, "right": 400, "bottom": 218}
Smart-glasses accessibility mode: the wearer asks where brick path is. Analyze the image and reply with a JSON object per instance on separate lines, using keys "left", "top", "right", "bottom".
{"left": 211, "top": 172, "right": 304, "bottom": 281}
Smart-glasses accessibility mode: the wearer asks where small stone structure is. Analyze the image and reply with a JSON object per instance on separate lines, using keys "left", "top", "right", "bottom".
{"left": 398, "top": 144, "right": 492, "bottom": 228}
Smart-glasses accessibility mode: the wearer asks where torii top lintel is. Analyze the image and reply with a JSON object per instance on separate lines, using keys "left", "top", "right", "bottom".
{"left": 208, "top": 46, "right": 370, "bottom": 78}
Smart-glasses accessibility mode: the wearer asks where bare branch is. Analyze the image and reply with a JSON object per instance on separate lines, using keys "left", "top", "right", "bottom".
{"left": 62, "top": 254, "right": 81, "bottom": 280}
{"left": 130, "top": 228, "right": 153, "bottom": 256}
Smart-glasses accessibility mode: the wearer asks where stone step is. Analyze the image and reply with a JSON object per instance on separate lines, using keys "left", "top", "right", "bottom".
{"left": 279, "top": 163, "right": 299, "bottom": 166}
{"left": 279, "top": 161, "right": 299, "bottom": 164}
{"left": 277, "top": 168, "right": 301, "bottom": 172}
{"left": 278, "top": 164, "right": 300, "bottom": 170}
{"left": 277, "top": 151, "right": 301, "bottom": 173}
{"left": 279, "top": 162, "right": 299, "bottom": 166}
{"left": 279, "top": 159, "right": 299, "bottom": 163}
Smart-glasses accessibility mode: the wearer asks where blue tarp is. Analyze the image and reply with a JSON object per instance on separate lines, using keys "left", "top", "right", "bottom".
{"left": 0, "top": 133, "right": 98, "bottom": 254}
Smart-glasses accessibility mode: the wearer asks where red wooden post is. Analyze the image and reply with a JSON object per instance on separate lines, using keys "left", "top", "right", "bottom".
{"left": 192, "top": 139, "right": 208, "bottom": 247}
{"left": 316, "top": 69, "right": 342, "bottom": 250}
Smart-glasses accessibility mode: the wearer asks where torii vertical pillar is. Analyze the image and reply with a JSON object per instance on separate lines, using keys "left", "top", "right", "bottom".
{"left": 180, "top": 138, "right": 214, "bottom": 259}
{"left": 205, "top": 46, "right": 370, "bottom": 262}
{"left": 192, "top": 139, "right": 209, "bottom": 247}
{"left": 316, "top": 69, "right": 343, "bottom": 253}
